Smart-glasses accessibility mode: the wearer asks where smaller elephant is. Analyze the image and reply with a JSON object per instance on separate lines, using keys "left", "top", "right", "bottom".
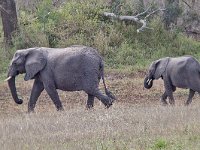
{"left": 144, "top": 56, "right": 200, "bottom": 105}
{"left": 5, "top": 45, "right": 116, "bottom": 112}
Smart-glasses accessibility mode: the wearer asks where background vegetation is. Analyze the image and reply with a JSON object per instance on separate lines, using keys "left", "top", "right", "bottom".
{"left": 0, "top": 0, "right": 200, "bottom": 77}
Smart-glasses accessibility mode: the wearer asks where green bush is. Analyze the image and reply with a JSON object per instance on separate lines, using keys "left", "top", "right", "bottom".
{"left": 151, "top": 138, "right": 168, "bottom": 150}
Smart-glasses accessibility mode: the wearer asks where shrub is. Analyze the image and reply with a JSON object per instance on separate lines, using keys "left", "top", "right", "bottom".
{"left": 151, "top": 138, "right": 168, "bottom": 150}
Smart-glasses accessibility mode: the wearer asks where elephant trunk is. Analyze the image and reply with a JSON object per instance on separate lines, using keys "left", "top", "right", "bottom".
{"left": 144, "top": 76, "right": 153, "bottom": 89}
{"left": 7, "top": 69, "right": 23, "bottom": 104}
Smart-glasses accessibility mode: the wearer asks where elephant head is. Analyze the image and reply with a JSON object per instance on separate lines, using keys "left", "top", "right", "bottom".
{"left": 144, "top": 57, "right": 169, "bottom": 89}
{"left": 5, "top": 48, "right": 46, "bottom": 104}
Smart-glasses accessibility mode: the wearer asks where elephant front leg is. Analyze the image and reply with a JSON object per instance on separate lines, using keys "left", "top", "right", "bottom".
{"left": 185, "top": 89, "right": 195, "bottom": 105}
{"left": 28, "top": 79, "right": 44, "bottom": 112}
{"left": 160, "top": 92, "right": 168, "bottom": 105}
{"left": 164, "top": 80, "right": 175, "bottom": 105}
{"left": 44, "top": 84, "right": 64, "bottom": 111}
{"left": 86, "top": 94, "right": 95, "bottom": 109}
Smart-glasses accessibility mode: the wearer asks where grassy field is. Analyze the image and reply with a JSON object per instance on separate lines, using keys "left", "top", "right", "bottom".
{"left": 1, "top": 71, "right": 200, "bottom": 150}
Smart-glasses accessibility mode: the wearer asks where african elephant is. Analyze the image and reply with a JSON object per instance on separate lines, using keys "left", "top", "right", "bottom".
{"left": 144, "top": 56, "right": 200, "bottom": 105}
{"left": 5, "top": 45, "right": 116, "bottom": 112}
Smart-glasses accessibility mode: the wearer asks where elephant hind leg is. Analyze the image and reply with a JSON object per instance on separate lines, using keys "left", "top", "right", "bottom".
{"left": 86, "top": 94, "right": 95, "bottom": 109}
{"left": 185, "top": 89, "right": 195, "bottom": 105}
{"left": 91, "top": 89, "right": 113, "bottom": 108}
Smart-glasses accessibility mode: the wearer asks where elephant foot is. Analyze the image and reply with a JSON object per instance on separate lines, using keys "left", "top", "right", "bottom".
{"left": 86, "top": 104, "right": 94, "bottom": 110}
{"left": 28, "top": 105, "right": 35, "bottom": 113}
{"left": 28, "top": 110, "right": 35, "bottom": 113}
{"left": 57, "top": 107, "right": 64, "bottom": 111}
{"left": 161, "top": 102, "right": 168, "bottom": 106}
{"left": 169, "top": 100, "right": 175, "bottom": 106}
{"left": 105, "top": 103, "right": 112, "bottom": 109}
{"left": 184, "top": 102, "right": 191, "bottom": 106}
{"left": 104, "top": 98, "right": 113, "bottom": 108}
{"left": 160, "top": 99, "right": 168, "bottom": 106}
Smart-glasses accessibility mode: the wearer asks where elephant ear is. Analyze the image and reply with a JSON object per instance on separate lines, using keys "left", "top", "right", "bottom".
{"left": 24, "top": 50, "right": 46, "bottom": 81}
{"left": 154, "top": 57, "right": 169, "bottom": 79}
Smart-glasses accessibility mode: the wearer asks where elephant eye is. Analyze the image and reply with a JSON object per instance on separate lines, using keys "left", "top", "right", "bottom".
{"left": 12, "top": 60, "right": 18, "bottom": 65}
{"left": 12, "top": 61, "right": 16, "bottom": 65}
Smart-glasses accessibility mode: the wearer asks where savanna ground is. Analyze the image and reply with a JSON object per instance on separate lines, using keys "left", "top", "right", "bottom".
{"left": 1, "top": 70, "right": 200, "bottom": 150}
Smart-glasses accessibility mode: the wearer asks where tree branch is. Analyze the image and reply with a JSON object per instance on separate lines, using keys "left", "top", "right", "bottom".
{"left": 103, "top": 8, "right": 165, "bottom": 33}
{"left": 181, "top": 0, "right": 191, "bottom": 8}
{"left": 135, "top": 6, "right": 151, "bottom": 18}
{"left": 144, "top": 8, "right": 166, "bottom": 19}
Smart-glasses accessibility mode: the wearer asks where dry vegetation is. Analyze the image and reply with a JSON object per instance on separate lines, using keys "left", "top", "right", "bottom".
{"left": 1, "top": 72, "right": 200, "bottom": 149}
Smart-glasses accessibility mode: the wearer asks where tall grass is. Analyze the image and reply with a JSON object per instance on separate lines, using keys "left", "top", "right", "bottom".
{"left": 1, "top": 104, "right": 200, "bottom": 149}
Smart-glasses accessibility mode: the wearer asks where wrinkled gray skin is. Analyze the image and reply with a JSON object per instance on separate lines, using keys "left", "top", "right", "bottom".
{"left": 7, "top": 45, "right": 116, "bottom": 112}
{"left": 144, "top": 56, "right": 200, "bottom": 105}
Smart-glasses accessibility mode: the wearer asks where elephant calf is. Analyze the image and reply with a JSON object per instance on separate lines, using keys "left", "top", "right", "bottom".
{"left": 5, "top": 45, "right": 116, "bottom": 112}
{"left": 144, "top": 56, "right": 200, "bottom": 105}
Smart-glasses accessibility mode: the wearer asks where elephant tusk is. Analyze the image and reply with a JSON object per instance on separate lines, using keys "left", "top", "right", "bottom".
{"left": 4, "top": 76, "right": 12, "bottom": 81}
{"left": 148, "top": 79, "right": 152, "bottom": 84}
{"left": 146, "top": 79, "right": 152, "bottom": 85}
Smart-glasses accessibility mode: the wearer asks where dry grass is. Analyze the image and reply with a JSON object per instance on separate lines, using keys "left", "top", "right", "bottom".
{"left": 0, "top": 73, "right": 200, "bottom": 149}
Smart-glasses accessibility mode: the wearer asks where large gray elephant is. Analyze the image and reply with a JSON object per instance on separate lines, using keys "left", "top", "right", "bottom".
{"left": 5, "top": 45, "right": 116, "bottom": 112}
{"left": 144, "top": 56, "right": 200, "bottom": 105}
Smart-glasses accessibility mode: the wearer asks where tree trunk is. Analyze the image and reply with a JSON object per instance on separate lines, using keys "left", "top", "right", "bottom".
{"left": 164, "top": 0, "right": 180, "bottom": 30}
{"left": 174, "top": 0, "right": 179, "bottom": 25}
{"left": 192, "top": 0, "right": 195, "bottom": 7}
{"left": 0, "top": 0, "right": 18, "bottom": 46}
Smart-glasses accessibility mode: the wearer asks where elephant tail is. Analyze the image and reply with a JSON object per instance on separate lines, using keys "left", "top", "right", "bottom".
{"left": 100, "top": 61, "right": 116, "bottom": 100}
